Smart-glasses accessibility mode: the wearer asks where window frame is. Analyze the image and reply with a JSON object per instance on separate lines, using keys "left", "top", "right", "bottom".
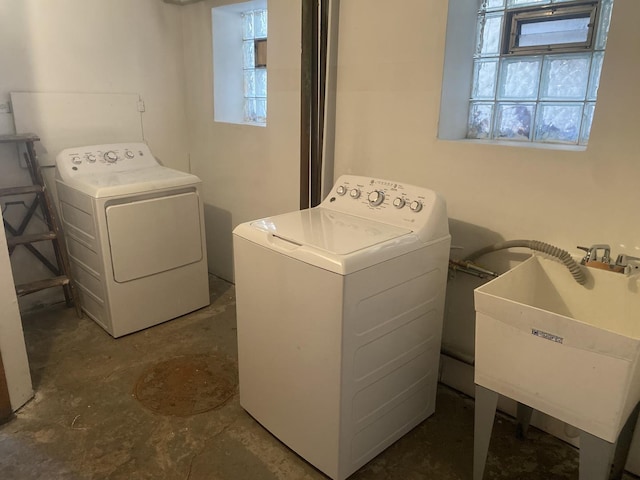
{"left": 503, "top": 1, "right": 599, "bottom": 56}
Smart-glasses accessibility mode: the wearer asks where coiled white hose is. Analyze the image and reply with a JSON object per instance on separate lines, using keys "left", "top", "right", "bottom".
{"left": 464, "top": 240, "right": 586, "bottom": 285}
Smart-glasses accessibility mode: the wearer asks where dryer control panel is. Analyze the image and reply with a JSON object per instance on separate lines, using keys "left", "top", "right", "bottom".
{"left": 56, "top": 143, "right": 158, "bottom": 182}
{"left": 322, "top": 175, "right": 449, "bottom": 243}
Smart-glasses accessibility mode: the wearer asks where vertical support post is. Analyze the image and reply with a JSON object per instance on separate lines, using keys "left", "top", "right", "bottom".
{"left": 300, "top": 0, "right": 315, "bottom": 210}
{"left": 516, "top": 402, "right": 534, "bottom": 439}
{"left": 610, "top": 402, "right": 640, "bottom": 480}
{"left": 474, "top": 385, "right": 499, "bottom": 480}
{"left": 579, "top": 430, "right": 615, "bottom": 480}
{"left": 301, "top": 0, "right": 328, "bottom": 209}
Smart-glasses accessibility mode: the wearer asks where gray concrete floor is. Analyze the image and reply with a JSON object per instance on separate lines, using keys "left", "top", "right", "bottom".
{"left": 0, "top": 275, "right": 636, "bottom": 479}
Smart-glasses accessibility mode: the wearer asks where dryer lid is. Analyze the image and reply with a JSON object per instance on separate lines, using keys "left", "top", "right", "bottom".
{"left": 57, "top": 166, "right": 201, "bottom": 198}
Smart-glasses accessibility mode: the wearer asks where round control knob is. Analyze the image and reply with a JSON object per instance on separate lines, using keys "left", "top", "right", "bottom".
{"left": 71, "top": 156, "right": 82, "bottom": 165}
{"left": 104, "top": 151, "right": 118, "bottom": 163}
{"left": 393, "top": 197, "right": 406, "bottom": 209}
{"left": 86, "top": 154, "right": 97, "bottom": 163}
{"left": 367, "top": 190, "right": 385, "bottom": 207}
{"left": 409, "top": 200, "right": 423, "bottom": 212}
{"left": 336, "top": 185, "right": 347, "bottom": 196}
{"left": 349, "top": 188, "right": 361, "bottom": 199}
{"left": 125, "top": 151, "right": 135, "bottom": 159}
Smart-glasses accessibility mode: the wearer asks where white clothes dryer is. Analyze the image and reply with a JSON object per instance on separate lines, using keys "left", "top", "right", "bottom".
{"left": 55, "top": 143, "right": 209, "bottom": 337}
{"left": 233, "top": 175, "right": 451, "bottom": 480}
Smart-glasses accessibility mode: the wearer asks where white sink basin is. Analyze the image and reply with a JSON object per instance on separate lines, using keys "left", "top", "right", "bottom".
{"left": 474, "top": 254, "right": 640, "bottom": 442}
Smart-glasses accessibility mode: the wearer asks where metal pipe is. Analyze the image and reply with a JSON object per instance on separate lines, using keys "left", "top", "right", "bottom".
{"left": 441, "top": 345, "right": 475, "bottom": 367}
{"left": 300, "top": 0, "right": 315, "bottom": 210}
{"left": 300, "top": 0, "right": 329, "bottom": 209}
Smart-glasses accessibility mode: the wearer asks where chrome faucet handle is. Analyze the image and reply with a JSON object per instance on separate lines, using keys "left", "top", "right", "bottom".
{"left": 615, "top": 254, "right": 640, "bottom": 274}
{"left": 615, "top": 254, "right": 640, "bottom": 266}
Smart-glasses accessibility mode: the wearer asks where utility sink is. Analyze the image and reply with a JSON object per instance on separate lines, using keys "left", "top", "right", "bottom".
{"left": 474, "top": 254, "right": 640, "bottom": 442}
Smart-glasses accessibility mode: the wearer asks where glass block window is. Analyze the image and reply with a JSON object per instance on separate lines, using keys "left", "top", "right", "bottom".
{"left": 242, "top": 9, "right": 267, "bottom": 124}
{"left": 467, "top": 0, "right": 614, "bottom": 145}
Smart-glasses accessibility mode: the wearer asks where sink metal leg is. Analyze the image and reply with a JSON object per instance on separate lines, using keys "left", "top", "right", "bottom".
{"left": 516, "top": 402, "right": 534, "bottom": 440}
{"left": 579, "top": 430, "right": 615, "bottom": 480}
{"left": 474, "top": 385, "right": 499, "bottom": 480}
{"left": 611, "top": 402, "right": 640, "bottom": 480}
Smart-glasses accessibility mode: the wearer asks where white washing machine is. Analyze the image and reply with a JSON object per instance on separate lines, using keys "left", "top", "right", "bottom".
{"left": 55, "top": 143, "right": 209, "bottom": 338}
{"left": 233, "top": 175, "right": 451, "bottom": 480}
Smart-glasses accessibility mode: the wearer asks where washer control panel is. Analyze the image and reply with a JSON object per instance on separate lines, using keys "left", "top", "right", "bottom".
{"left": 56, "top": 143, "right": 159, "bottom": 181}
{"left": 322, "top": 175, "right": 448, "bottom": 240}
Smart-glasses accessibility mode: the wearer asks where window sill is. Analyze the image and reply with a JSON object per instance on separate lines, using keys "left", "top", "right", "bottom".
{"left": 214, "top": 119, "right": 267, "bottom": 128}
{"left": 243, "top": 121, "right": 267, "bottom": 128}
{"left": 438, "top": 138, "right": 587, "bottom": 152}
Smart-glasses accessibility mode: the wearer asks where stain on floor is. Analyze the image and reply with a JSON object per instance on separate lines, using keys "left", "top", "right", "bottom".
{"left": 134, "top": 353, "right": 237, "bottom": 417}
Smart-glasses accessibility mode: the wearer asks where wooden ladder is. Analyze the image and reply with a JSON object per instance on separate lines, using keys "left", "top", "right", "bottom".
{"left": 0, "top": 134, "right": 81, "bottom": 316}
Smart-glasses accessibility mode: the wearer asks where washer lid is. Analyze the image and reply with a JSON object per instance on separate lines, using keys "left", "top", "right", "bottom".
{"left": 252, "top": 208, "right": 411, "bottom": 254}
{"left": 57, "top": 166, "right": 201, "bottom": 198}
{"left": 234, "top": 208, "right": 423, "bottom": 274}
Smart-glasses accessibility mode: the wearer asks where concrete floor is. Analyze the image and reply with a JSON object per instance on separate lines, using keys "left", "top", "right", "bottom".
{"left": 0, "top": 275, "right": 636, "bottom": 480}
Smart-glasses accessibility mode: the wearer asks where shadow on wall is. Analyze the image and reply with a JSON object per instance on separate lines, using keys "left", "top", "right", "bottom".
{"left": 448, "top": 218, "right": 532, "bottom": 272}
{"left": 443, "top": 218, "right": 533, "bottom": 361}
{"left": 203, "top": 203, "right": 234, "bottom": 283}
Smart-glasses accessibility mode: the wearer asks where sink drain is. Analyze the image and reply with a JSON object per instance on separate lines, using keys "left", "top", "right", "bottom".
{"left": 134, "top": 354, "right": 237, "bottom": 417}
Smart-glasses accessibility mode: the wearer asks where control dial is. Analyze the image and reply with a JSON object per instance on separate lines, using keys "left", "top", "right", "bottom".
{"left": 104, "top": 151, "right": 118, "bottom": 163}
{"left": 349, "top": 188, "right": 361, "bottom": 199}
{"left": 86, "top": 154, "right": 97, "bottom": 163}
{"left": 125, "top": 151, "right": 135, "bottom": 159}
{"left": 367, "top": 190, "right": 385, "bottom": 207}
{"left": 393, "top": 197, "right": 406, "bottom": 209}
{"left": 71, "top": 156, "right": 82, "bottom": 165}
{"left": 336, "top": 185, "right": 347, "bottom": 196}
{"left": 409, "top": 200, "right": 423, "bottom": 212}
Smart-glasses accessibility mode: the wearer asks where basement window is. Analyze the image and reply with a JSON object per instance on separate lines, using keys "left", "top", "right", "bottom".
{"left": 242, "top": 9, "right": 268, "bottom": 123}
{"left": 467, "top": 0, "right": 613, "bottom": 145}
{"left": 212, "top": 1, "right": 267, "bottom": 126}
{"left": 438, "top": 0, "right": 614, "bottom": 147}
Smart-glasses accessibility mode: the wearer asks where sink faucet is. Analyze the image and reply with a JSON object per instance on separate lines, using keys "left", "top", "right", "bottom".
{"left": 577, "top": 244, "right": 611, "bottom": 265}
{"left": 577, "top": 244, "right": 640, "bottom": 274}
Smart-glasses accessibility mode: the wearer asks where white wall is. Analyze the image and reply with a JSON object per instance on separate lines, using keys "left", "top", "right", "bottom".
{"left": 0, "top": 0, "right": 190, "bottom": 310}
{"left": 332, "top": 0, "right": 640, "bottom": 365}
{"left": 181, "top": 0, "right": 301, "bottom": 281}
{"left": 0, "top": 0, "right": 189, "bottom": 169}
{"left": 0, "top": 209, "right": 32, "bottom": 411}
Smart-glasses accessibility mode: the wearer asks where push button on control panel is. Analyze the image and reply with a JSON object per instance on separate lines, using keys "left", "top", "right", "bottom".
{"left": 393, "top": 197, "right": 405, "bottom": 209}
{"left": 104, "top": 151, "right": 118, "bottom": 163}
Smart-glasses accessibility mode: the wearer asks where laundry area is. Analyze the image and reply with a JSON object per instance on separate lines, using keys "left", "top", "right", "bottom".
{"left": 2, "top": 0, "right": 640, "bottom": 479}
{"left": 0, "top": 283, "right": 623, "bottom": 480}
